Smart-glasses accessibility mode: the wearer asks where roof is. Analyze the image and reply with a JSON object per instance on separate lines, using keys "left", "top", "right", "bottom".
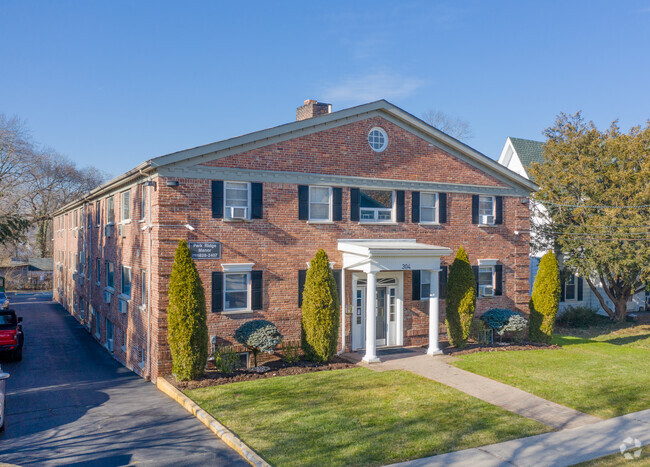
{"left": 54, "top": 100, "right": 538, "bottom": 216}
{"left": 0, "top": 258, "right": 53, "bottom": 271}
{"left": 338, "top": 239, "right": 452, "bottom": 258}
{"left": 509, "top": 137, "right": 544, "bottom": 171}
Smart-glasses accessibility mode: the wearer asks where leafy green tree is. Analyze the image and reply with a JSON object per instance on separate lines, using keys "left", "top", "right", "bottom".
{"left": 529, "top": 251, "right": 561, "bottom": 343}
{"left": 0, "top": 215, "right": 29, "bottom": 246}
{"left": 530, "top": 113, "right": 650, "bottom": 321}
{"left": 166, "top": 240, "right": 208, "bottom": 380}
{"left": 445, "top": 246, "right": 476, "bottom": 349}
{"left": 234, "top": 319, "right": 283, "bottom": 367}
{"left": 301, "top": 249, "right": 339, "bottom": 362}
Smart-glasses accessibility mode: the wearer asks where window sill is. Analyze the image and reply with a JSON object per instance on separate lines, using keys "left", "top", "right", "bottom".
{"left": 105, "top": 287, "right": 115, "bottom": 294}
{"left": 106, "top": 222, "right": 115, "bottom": 226}
{"left": 221, "top": 309, "right": 254, "bottom": 315}
{"left": 138, "top": 219, "right": 146, "bottom": 223}
{"left": 120, "top": 219, "right": 132, "bottom": 225}
{"left": 478, "top": 295, "right": 497, "bottom": 299}
{"left": 307, "top": 220, "right": 334, "bottom": 224}
{"left": 478, "top": 224, "right": 498, "bottom": 228}
{"left": 223, "top": 218, "right": 252, "bottom": 223}
{"left": 138, "top": 361, "right": 145, "bottom": 369}
{"left": 359, "top": 221, "right": 398, "bottom": 225}
{"left": 419, "top": 222, "right": 441, "bottom": 227}
{"left": 118, "top": 294, "right": 131, "bottom": 301}
{"left": 139, "top": 304, "right": 147, "bottom": 313}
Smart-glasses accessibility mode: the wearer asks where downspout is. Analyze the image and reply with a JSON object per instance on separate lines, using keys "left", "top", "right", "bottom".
{"left": 139, "top": 169, "right": 154, "bottom": 382}
{"left": 338, "top": 266, "right": 346, "bottom": 355}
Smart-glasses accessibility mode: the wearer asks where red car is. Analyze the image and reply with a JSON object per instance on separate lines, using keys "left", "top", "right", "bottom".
{"left": 0, "top": 310, "right": 23, "bottom": 361}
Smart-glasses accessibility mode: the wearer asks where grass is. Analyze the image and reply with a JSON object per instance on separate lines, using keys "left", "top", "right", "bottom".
{"left": 573, "top": 450, "right": 650, "bottom": 466}
{"left": 185, "top": 368, "right": 549, "bottom": 466}
{"left": 453, "top": 325, "right": 650, "bottom": 419}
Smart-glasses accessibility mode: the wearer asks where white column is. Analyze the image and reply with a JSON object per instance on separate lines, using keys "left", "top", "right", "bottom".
{"left": 363, "top": 271, "right": 380, "bottom": 363}
{"left": 427, "top": 269, "right": 442, "bottom": 355}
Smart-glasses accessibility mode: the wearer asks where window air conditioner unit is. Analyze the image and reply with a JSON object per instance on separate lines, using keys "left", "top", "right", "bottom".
{"left": 479, "top": 285, "right": 494, "bottom": 297}
{"left": 105, "top": 224, "right": 113, "bottom": 237}
{"left": 118, "top": 224, "right": 127, "bottom": 238}
{"left": 227, "top": 206, "right": 248, "bottom": 220}
{"left": 119, "top": 299, "right": 128, "bottom": 314}
{"left": 481, "top": 215, "right": 495, "bottom": 225}
{"left": 104, "top": 291, "right": 112, "bottom": 304}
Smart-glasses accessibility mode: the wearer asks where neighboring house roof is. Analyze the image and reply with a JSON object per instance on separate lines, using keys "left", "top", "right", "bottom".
{"left": 54, "top": 100, "right": 538, "bottom": 216}
{"left": 0, "top": 258, "right": 54, "bottom": 271}
{"left": 509, "top": 137, "right": 544, "bottom": 172}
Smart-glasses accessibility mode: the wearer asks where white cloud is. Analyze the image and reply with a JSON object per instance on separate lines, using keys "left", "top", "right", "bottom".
{"left": 322, "top": 71, "right": 427, "bottom": 104}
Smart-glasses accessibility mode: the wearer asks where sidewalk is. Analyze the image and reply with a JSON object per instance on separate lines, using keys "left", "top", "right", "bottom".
{"left": 349, "top": 349, "right": 601, "bottom": 430}
{"left": 388, "top": 408, "right": 650, "bottom": 467}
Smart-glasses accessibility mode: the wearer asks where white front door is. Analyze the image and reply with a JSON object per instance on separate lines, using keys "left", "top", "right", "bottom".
{"left": 352, "top": 274, "right": 402, "bottom": 350}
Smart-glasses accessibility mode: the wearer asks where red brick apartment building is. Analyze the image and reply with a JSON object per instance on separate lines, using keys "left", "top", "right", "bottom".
{"left": 52, "top": 100, "right": 536, "bottom": 381}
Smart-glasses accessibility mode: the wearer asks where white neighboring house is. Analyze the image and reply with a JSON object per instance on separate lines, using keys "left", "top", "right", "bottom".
{"left": 498, "top": 137, "right": 646, "bottom": 314}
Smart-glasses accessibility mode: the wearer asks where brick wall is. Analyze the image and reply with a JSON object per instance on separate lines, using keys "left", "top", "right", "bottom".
{"left": 53, "top": 114, "right": 531, "bottom": 382}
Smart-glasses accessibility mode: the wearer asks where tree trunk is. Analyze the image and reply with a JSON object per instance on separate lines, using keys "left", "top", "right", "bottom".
{"left": 613, "top": 297, "right": 629, "bottom": 322}
{"left": 36, "top": 219, "right": 49, "bottom": 258}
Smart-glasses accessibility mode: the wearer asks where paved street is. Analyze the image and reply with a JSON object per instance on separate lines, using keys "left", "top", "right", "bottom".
{"left": 0, "top": 292, "right": 246, "bottom": 466}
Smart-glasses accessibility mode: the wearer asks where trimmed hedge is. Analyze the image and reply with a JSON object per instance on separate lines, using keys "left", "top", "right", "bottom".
{"left": 445, "top": 246, "right": 476, "bottom": 349}
{"left": 301, "top": 249, "right": 339, "bottom": 362}
{"left": 166, "top": 240, "right": 209, "bottom": 381}
{"left": 529, "top": 251, "right": 561, "bottom": 343}
{"left": 234, "top": 319, "right": 283, "bottom": 367}
{"left": 556, "top": 306, "right": 608, "bottom": 328}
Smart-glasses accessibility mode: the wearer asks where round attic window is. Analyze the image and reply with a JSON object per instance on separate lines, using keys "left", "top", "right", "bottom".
{"left": 368, "top": 127, "right": 388, "bottom": 152}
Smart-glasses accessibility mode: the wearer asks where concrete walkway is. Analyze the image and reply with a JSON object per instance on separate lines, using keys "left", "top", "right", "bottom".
{"left": 347, "top": 348, "right": 601, "bottom": 430}
{"left": 388, "top": 408, "right": 650, "bottom": 467}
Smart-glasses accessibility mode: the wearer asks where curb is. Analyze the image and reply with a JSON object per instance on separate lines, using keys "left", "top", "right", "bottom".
{"left": 156, "top": 377, "right": 270, "bottom": 467}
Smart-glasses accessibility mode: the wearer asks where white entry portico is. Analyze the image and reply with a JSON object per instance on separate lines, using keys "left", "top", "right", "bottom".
{"left": 338, "top": 239, "right": 452, "bottom": 363}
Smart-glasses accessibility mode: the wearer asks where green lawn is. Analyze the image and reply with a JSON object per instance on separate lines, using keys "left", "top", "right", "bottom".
{"left": 453, "top": 325, "right": 650, "bottom": 419}
{"left": 573, "top": 450, "right": 650, "bottom": 466}
{"left": 185, "top": 368, "right": 548, "bottom": 466}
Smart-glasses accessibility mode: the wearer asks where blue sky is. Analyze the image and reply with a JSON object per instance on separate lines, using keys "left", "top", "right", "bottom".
{"left": 1, "top": 1, "right": 649, "bottom": 178}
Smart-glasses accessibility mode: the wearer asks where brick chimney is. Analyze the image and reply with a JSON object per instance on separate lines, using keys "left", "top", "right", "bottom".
{"left": 296, "top": 99, "right": 332, "bottom": 121}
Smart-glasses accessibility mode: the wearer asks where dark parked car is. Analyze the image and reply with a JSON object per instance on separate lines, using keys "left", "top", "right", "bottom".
{"left": 0, "top": 310, "right": 23, "bottom": 361}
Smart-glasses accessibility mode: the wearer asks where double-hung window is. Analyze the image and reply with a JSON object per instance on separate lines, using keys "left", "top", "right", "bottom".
{"left": 121, "top": 265, "right": 132, "bottom": 298}
{"left": 121, "top": 190, "right": 131, "bottom": 222}
{"left": 420, "top": 192, "right": 438, "bottom": 223}
{"left": 106, "top": 261, "right": 115, "bottom": 289}
{"left": 107, "top": 196, "right": 115, "bottom": 224}
{"left": 309, "top": 186, "right": 332, "bottom": 221}
{"left": 106, "top": 319, "right": 114, "bottom": 352}
{"left": 478, "top": 266, "right": 495, "bottom": 297}
{"left": 224, "top": 181, "right": 250, "bottom": 220}
{"left": 140, "top": 184, "right": 147, "bottom": 221}
{"left": 478, "top": 196, "right": 495, "bottom": 225}
{"left": 95, "top": 200, "right": 101, "bottom": 226}
{"left": 141, "top": 270, "right": 147, "bottom": 307}
{"left": 225, "top": 272, "right": 249, "bottom": 311}
{"left": 420, "top": 270, "right": 432, "bottom": 298}
{"left": 360, "top": 189, "right": 394, "bottom": 222}
{"left": 96, "top": 258, "right": 101, "bottom": 285}
{"left": 564, "top": 274, "right": 576, "bottom": 301}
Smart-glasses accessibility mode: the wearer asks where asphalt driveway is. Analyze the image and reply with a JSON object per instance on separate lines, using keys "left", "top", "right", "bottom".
{"left": 0, "top": 292, "right": 247, "bottom": 466}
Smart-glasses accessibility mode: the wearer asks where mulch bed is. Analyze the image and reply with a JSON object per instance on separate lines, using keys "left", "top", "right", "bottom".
{"left": 173, "top": 356, "right": 355, "bottom": 390}
{"left": 440, "top": 341, "right": 560, "bottom": 356}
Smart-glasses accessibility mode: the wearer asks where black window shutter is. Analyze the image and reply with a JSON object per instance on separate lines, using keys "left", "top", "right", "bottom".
{"left": 298, "top": 269, "right": 307, "bottom": 307}
{"left": 495, "top": 196, "right": 503, "bottom": 224}
{"left": 333, "top": 269, "right": 342, "bottom": 305}
{"left": 251, "top": 183, "right": 263, "bottom": 219}
{"left": 298, "top": 185, "right": 309, "bottom": 220}
{"left": 211, "top": 181, "right": 224, "bottom": 219}
{"left": 577, "top": 276, "right": 583, "bottom": 301}
{"left": 439, "top": 193, "right": 447, "bottom": 223}
{"left": 251, "top": 270, "right": 263, "bottom": 309}
{"left": 560, "top": 275, "right": 566, "bottom": 302}
{"left": 350, "top": 188, "right": 360, "bottom": 222}
{"left": 412, "top": 270, "right": 421, "bottom": 300}
{"left": 332, "top": 188, "right": 342, "bottom": 221}
{"left": 396, "top": 190, "right": 405, "bottom": 222}
{"left": 440, "top": 266, "right": 448, "bottom": 299}
{"left": 494, "top": 265, "right": 503, "bottom": 296}
{"left": 211, "top": 272, "right": 223, "bottom": 312}
{"left": 472, "top": 266, "right": 479, "bottom": 292}
{"left": 472, "top": 195, "right": 479, "bottom": 224}
{"left": 411, "top": 191, "right": 420, "bottom": 223}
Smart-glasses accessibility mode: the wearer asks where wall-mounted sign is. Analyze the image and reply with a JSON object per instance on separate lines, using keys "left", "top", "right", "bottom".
{"left": 189, "top": 242, "right": 221, "bottom": 260}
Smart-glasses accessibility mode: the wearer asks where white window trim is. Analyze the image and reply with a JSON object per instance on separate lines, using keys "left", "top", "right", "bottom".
{"left": 223, "top": 271, "right": 252, "bottom": 314}
{"left": 120, "top": 190, "right": 131, "bottom": 223}
{"left": 359, "top": 189, "right": 396, "bottom": 224}
{"left": 478, "top": 195, "right": 496, "bottom": 226}
{"left": 224, "top": 181, "right": 252, "bottom": 221}
{"left": 368, "top": 127, "right": 388, "bottom": 152}
{"left": 419, "top": 192, "right": 439, "bottom": 225}
{"left": 477, "top": 265, "right": 496, "bottom": 298}
{"left": 308, "top": 186, "right": 332, "bottom": 222}
{"left": 106, "top": 261, "right": 115, "bottom": 290}
{"left": 121, "top": 265, "right": 132, "bottom": 299}
{"left": 564, "top": 274, "right": 578, "bottom": 302}
{"left": 420, "top": 269, "right": 432, "bottom": 301}
{"left": 140, "top": 184, "right": 147, "bottom": 222}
